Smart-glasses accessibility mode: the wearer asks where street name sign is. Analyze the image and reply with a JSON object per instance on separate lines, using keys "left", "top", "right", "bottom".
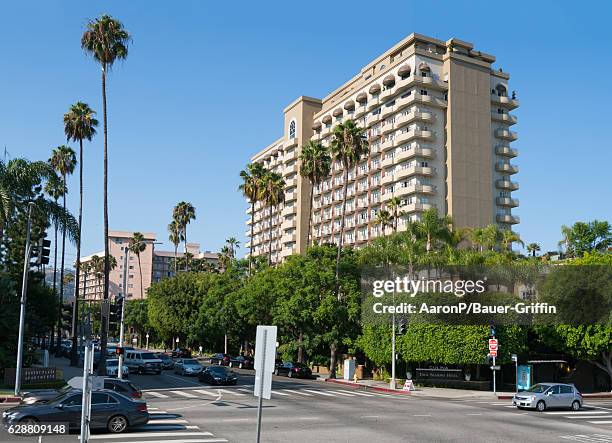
{"left": 254, "top": 325, "right": 277, "bottom": 400}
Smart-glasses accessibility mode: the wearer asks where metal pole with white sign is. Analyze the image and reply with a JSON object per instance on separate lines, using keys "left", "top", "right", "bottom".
{"left": 254, "top": 325, "right": 277, "bottom": 443}
{"left": 512, "top": 354, "right": 518, "bottom": 393}
{"left": 118, "top": 250, "right": 128, "bottom": 379}
{"left": 80, "top": 342, "right": 94, "bottom": 443}
{"left": 492, "top": 355, "right": 496, "bottom": 394}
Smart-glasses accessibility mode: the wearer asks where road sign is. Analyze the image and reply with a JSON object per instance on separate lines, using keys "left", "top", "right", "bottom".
{"left": 254, "top": 325, "right": 277, "bottom": 400}
{"left": 402, "top": 379, "right": 414, "bottom": 391}
{"left": 490, "top": 365, "right": 501, "bottom": 371}
{"left": 489, "top": 349, "right": 497, "bottom": 357}
{"left": 511, "top": 354, "right": 517, "bottom": 362}
{"left": 488, "top": 338, "right": 498, "bottom": 352}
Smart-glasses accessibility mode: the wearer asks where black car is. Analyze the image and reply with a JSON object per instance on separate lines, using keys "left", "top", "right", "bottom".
{"left": 156, "top": 353, "right": 174, "bottom": 370}
{"left": 21, "top": 379, "right": 141, "bottom": 405}
{"left": 209, "top": 353, "right": 231, "bottom": 366}
{"left": 274, "top": 362, "right": 312, "bottom": 378}
{"left": 3, "top": 389, "right": 148, "bottom": 434}
{"left": 171, "top": 348, "right": 192, "bottom": 358}
{"left": 104, "top": 378, "right": 143, "bottom": 400}
{"left": 229, "top": 355, "right": 254, "bottom": 369}
{"left": 198, "top": 366, "right": 238, "bottom": 385}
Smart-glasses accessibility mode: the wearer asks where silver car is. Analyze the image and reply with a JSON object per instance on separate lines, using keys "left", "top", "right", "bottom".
{"left": 174, "top": 358, "right": 204, "bottom": 376}
{"left": 513, "top": 383, "right": 582, "bottom": 411}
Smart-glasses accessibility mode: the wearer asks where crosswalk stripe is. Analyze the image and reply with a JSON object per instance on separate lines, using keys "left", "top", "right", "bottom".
{"left": 330, "top": 391, "right": 355, "bottom": 397}
{"left": 171, "top": 390, "right": 198, "bottom": 398}
{"left": 147, "top": 391, "right": 169, "bottom": 398}
{"left": 546, "top": 411, "right": 609, "bottom": 415}
{"left": 565, "top": 416, "right": 612, "bottom": 420}
{"left": 351, "top": 391, "right": 375, "bottom": 397}
{"left": 491, "top": 403, "right": 512, "bottom": 406}
{"left": 88, "top": 431, "right": 215, "bottom": 439}
{"left": 237, "top": 388, "right": 253, "bottom": 394}
{"left": 146, "top": 418, "right": 188, "bottom": 424}
{"left": 218, "top": 389, "right": 245, "bottom": 396}
{"left": 87, "top": 440, "right": 228, "bottom": 443}
{"left": 272, "top": 391, "right": 290, "bottom": 396}
{"left": 281, "top": 389, "right": 312, "bottom": 396}
{"left": 303, "top": 389, "right": 336, "bottom": 397}
{"left": 194, "top": 389, "right": 221, "bottom": 397}
{"left": 587, "top": 421, "right": 612, "bottom": 424}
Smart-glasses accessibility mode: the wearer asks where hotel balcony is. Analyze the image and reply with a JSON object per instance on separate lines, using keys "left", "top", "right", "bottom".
{"left": 394, "top": 75, "right": 448, "bottom": 95}
{"left": 491, "top": 95, "right": 519, "bottom": 110}
{"left": 381, "top": 155, "right": 395, "bottom": 168}
{"left": 366, "top": 114, "right": 382, "bottom": 128}
{"left": 281, "top": 232, "right": 297, "bottom": 244}
{"left": 495, "top": 129, "right": 518, "bottom": 141}
{"left": 381, "top": 174, "right": 394, "bottom": 185}
{"left": 496, "top": 197, "right": 519, "bottom": 207}
{"left": 280, "top": 247, "right": 295, "bottom": 258}
{"left": 395, "top": 146, "right": 434, "bottom": 162}
{"left": 284, "top": 137, "right": 299, "bottom": 149}
{"left": 495, "top": 162, "right": 519, "bottom": 174}
{"left": 283, "top": 164, "right": 298, "bottom": 176}
{"left": 496, "top": 179, "right": 519, "bottom": 191}
{"left": 281, "top": 218, "right": 296, "bottom": 230}
{"left": 367, "top": 97, "right": 380, "bottom": 111}
{"left": 403, "top": 201, "right": 433, "bottom": 213}
{"left": 285, "top": 177, "right": 298, "bottom": 188}
{"left": 491, "top": 113, "right": 517, "bottom": 125}
{"left": 381, "top": 105, "right": 395, "bottom": 120}
{"left": 394, "top": 128, "right": 434, "bottom": 146}
{"left": 395, "top": 166, "right": 435, "bottom": 181}
{"left": 395, "top": 109, "right": 435, "bottom": 128}
{"left": 354, "top": 105, "right": 367, "bottom": 119}
{"left": 285, "top": 190, "right": 297, "bottom": 202}
{"left": 380, "top": 137, "right": 395, "bottom": 151}
{"left": 496, "top": 214, "right": 520, "bottom": 224}
{"left": 495, "top": 145, "right": 518, "bottom": 158}
{"left": 284, "top": 149, "right": 298, "bottom": 162}
{"left": 395, "top": 184, "right": 436, "bottom": 197}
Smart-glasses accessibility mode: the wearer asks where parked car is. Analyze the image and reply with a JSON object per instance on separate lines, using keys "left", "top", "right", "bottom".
{"left": 512, "top": 383, "right": 582, "bottom": 411}
{"left": 21, "top": 379, "right": 142, "bottom": 405}
{"left": 103, "top": 379, "right": 143, "bottom": 400}
{"left": 124, "top": 351, "right": 162, "bottom": 375}
{"left": 198, "top": 366, "right": 238, "bottom": 385}
{"left": 156, "top": 353, "right": 174, "bottom": 370}
{"left": 209, "top": 353, "right": 231, "bottom": 366}
{"left": 2, "top": 389, "right": 148, "bottom": 433}
{"left": 171, "top": 348, "right": 192, "bottom": 358}
{"left": 105, "top": 359, "right": 130, "bottom": 378}
{"left": 229, "top": 355, "right": 254, "bottom": 369}
{"left": 274, "top": 362, "right": 312, "bottom": 378}
{"left": 174, "top": 358, "right": 204, "bottom": 376}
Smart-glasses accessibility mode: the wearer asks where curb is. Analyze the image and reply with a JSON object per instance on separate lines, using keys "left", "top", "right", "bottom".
{"left": 0, "top": 396, "right": 21, "bottom": 404}
{"left": 497, "top": 393, "right": 612, "bottom": 400}
{"left": 324, "top": 378, "right": 412, "bottom": 396}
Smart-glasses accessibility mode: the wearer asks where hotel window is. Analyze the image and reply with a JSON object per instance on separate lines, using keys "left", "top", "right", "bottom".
{"left": 420, "top": 90, "right": 428, "bottom": 96}
{"left": 289, "top": 120, "right": 296, "bottom": 139}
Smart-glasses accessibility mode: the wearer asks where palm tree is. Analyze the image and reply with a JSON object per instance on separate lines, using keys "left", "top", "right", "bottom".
{"left": 387, "top": 197, "right": 403, "bottom": 233}
{"left": 261, "top": 171, "right": 285, "bottom": 265}
{"left": 299, "top": 140, "right": 331, "bottom": 246}
{"left": 49, "top": 146, "right": 76, "bottom": 349}
{"left": 173, "top": 201, "right": 196, "bottom": 265}
{"left": 239, "top": 163, "right": 266, "bottom": 272}
{"left": 374, "top": 209, "right": 393, "bottom": 234}
{"left": 81, "top": 14, "right": 130, "bottom": 373}
{"left": 64, "top": 101, "right": 98, "bottom": 365}
{"left": 226, "top": 237, "right": 240, "bottom": 259}
{"left": 329, "top": 119, "right": 368, "bottom": 283}
{"left": 414, "top": 207, "right": 452, "bottom": 252}
{"left": 526, "top": 242, "right": 541, "bottom": 257}
{"left": 128, "top": 232, "right": 147, "bottom": 299}
{"left": 482, "top": 224, "right": 501, "bottom": 251}
{"left": 43, "top": 173, "right": 65, "bottom": 312}
{"left": 467, "top": 227, "right": 485, "bottom": 251}
{"left": 168, "top": 220, "right": 183, "bottom": 274}
{"left": 558, "top": 225, "right": 572, "bottom": 256}
{"left": 501, "top": 230, "right": 524, "bottom": 250}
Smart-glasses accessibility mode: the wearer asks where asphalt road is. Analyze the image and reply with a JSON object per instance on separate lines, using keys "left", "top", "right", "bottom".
{"left": 2, "top": 366, "right": 612, "bottom": 442}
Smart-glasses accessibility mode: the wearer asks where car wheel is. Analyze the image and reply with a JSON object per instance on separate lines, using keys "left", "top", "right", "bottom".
{"left": 19, "top": 416, "right": 39, "bottom": 425}
{"left": 571, "top": 400, "right": 581, "bottom": 411}
{"left": 108, "top": 415, "right": 128, "bottom": 433}
{"left": 536, "top": 400, "right": 546, "bottom": 412}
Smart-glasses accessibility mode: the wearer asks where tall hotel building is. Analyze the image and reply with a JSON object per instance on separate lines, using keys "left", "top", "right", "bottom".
{"left": 246, "top": 33, "right": 519, "bottom": 264}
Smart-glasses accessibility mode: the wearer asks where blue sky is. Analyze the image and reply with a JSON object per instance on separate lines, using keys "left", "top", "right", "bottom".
{"left": 1, "top": 0, "right": 611, "bottom": 261}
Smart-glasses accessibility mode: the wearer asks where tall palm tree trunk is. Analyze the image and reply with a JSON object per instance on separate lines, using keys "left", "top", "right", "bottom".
{"left": 174, "top": 244, "right": 178, "bottom": 273}
{"left": 334, "top": 168, "right": 349, "bottom": 291}
{"left": 99, "top": 65, "right": 110, "bottom": 375}
{"left": 57, "top": 177, "right": 67, "bottom": 350}
{"left": 249, "top": 201, "right": 255, "bottom": 273}
{"left": 267, "top": 199, "right": 273, "bottom": 266}
{"left": 307, "top": 184, "right": 314, "bottom": 247}
{"left": 70, "top": 139, "right": 84, "bottom": 366}
{"left": 137, "top": 255, "right": 143, "bottom": 299}
{"left": 52, "top": 201, "right": 58, "bottom": 349}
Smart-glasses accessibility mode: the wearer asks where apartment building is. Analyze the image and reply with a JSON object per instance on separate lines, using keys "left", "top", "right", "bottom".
{"left": 78, "top": 230, "right": 219, "bottom": 300}
{"left": 246, "top": 33, "right": 519, "bottom": 263}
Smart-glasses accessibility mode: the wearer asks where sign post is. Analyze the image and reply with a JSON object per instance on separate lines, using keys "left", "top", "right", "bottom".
{"left": 488, "top": 338, "right": 499, "bottom": 394}
{"left": 79, "top": 342, "right": 94, "bottom": 443}
{"left": 511, "top": 354, "right": 518, "bottom": 393}
{"left": 254, "top": 325, "right": 277, "bottom": 443}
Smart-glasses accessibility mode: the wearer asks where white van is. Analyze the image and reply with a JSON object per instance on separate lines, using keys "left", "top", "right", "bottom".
{"left": 124, "top": 350, "right": 162, "bottom": 374}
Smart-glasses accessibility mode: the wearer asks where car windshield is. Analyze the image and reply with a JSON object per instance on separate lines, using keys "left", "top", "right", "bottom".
{"left": 209, "top": 367, "right": 229, "bottom": 374}
{"left": 183, "top": 359, "right": 198, "bottom": 365}
{"left": 525, "top": 384, "right": 551, "bottom": 393}
{"left": 140, "top": 352, "right": 157, "bottom": 359}
{"left": 106, "top": 360, "right": 118, "bottom": 367}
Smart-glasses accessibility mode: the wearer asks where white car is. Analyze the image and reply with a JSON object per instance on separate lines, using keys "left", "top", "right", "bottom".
{"left": 105, "top": 358, "right": 129, "bottom": 378}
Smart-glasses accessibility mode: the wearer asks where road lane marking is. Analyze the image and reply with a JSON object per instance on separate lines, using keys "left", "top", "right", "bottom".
{"left": 194, "top": 389, "right": 221, "bottom": 397}
{"left": 565, "top": 416, "right": 612, "bottom": 419}
{"left": 89, "top": 440, "right": 228, "bottom": 443}
{"left": 466, "top": 413, "right": 482, "bottom": 416}
{"left": 546, "top": 411, "right": 609, "bottom": 415}
{"left": 272, "top": 391, "right": 290, "bottom": 396}
{"left": 330, "top": 391, "right": 356, "bottom": 397}
{"left": 218, "top": 389, "right": 245, "bottom": 396}
{"left": 360, "top": 415, "right": 380, "bottom": 419}
{"left": 222, "top": 418, "right": 250, "bottom": 422}
{"left": 587, "top": 420, "right": 612, "bottom": 424}
{"left": 146, "top": 419, "right": 188, "bottom": 424}
{"left": 147, "top": 391, "right": 169, "bottom": 398}
{"left": 303, "top": 389, "right": 335, "bottom": 397}
{"left": 413, "top": 414, "right": 431, "bottom": 417}
{"left": 88, "top": 431, "right": 215, "bottom": 439}
{"left": 171, "top": 390, "right": 198, "bottom": 398}
{"left": 282, "top": 389, "right": 312, "bottom": 396}
{"left": 237, "top": 388, "right": 253, "bottom": 393}
{"left": 350, "top": 391, "right": 375, "bottom": 397}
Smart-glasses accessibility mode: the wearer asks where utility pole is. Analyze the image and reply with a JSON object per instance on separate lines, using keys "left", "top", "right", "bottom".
{"left": 390, "top": 268, "right": 396, "bottom": 390}
{"left": 15, "top": 202, "right": 35, "bottom": 396}
{"left": 118, "top": 249, "right": 128, "bottom": 379}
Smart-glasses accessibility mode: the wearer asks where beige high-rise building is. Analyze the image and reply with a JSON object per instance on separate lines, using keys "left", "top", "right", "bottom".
{"left": 246, "top": 33, "right": 519, "bottom": 264}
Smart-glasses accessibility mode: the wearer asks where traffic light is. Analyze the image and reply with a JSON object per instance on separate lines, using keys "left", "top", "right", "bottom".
{"left": 489, "top": 323, "right": 496, "bottom": 338}
{"left": 61, "top": 303, "right": 73, "bottom": 330}
{"left": 397, "top": 318, "right": 407, "bottom": 335}
{"left": 115, "top": 347, "right": 124, "bottom": 356}
{"left": 30, "top": 233, "right": 51, "bottom": 266}
{"left": 109, "top": 299, "right": 122, "bottom": 326}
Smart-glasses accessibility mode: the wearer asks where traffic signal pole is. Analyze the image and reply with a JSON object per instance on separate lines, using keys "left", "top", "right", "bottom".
{"left": 118, "top": 250, "right": 129, "bottom": 379}
{"left": 15, "top": 202, "right": 34, "bottom": 396}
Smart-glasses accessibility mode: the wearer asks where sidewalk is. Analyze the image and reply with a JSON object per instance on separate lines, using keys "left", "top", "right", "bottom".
{"left": 323, "top": 378, "right": 612, "bottom": 400}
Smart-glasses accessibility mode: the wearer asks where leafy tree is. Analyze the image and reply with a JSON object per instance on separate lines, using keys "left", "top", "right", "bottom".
{"left": 374, "top": 209, "right": 393, "bottom": 234}
{"left": 64, "top": 101, "right": 98, "bottom": 365}
{"left": 526, "top": 242, "right": 541, "bottom": 257}
{"left": 559, "top": 221, "right": 612, "bottom": 257}
{"left": 414, "top": 207, "right": 452, "bottom": 252}
{"left": 299, "top": 140, "right": 331, "bottom": 246}
{"left": 387, "top": 196, "right": 403, "bottom": 233}
{"left": 82, "top": 14, "right": 130, "bottom": 373}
